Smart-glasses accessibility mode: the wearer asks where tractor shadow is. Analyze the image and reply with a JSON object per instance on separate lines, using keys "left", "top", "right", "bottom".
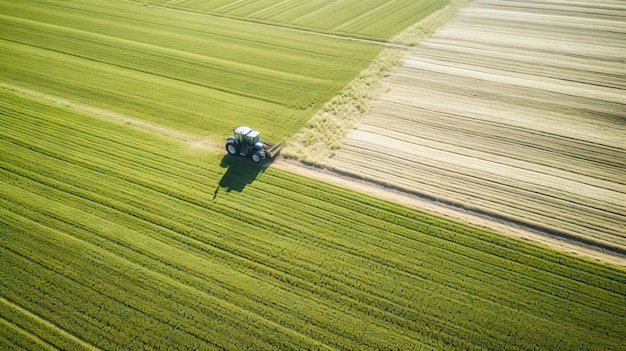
{"left": 214, "top": 155, "right": 266, "bottom": 198}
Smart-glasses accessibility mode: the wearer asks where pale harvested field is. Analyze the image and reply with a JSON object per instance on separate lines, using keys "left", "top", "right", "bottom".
{"left": 331, "top": 0, "right": 626, "bottom": 256}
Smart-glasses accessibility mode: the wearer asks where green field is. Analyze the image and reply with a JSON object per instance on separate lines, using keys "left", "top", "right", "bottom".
{"left": 142, "top": 0, "right": 447, "bottom": 40}
{"left": 2, "top": 0, "right": 626, "bottom": 350}
{"left": 2, "top": 89, "right": 626, "bottom": 350}
{"left": 0, "top": 0, "right": 380, "bottom": 142}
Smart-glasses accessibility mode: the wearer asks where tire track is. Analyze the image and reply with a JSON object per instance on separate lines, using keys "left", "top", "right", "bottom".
{"left": 121, "top": 0, "right": 410, "bottom": 48}
{"left": 0, "top": 83, "right": 220, "bottom": 149}
{"left": 0, "top": 314, "right": 57, "bottom": 350}
{"left": 0, "top": 295, "right": 101, "bottom": 351}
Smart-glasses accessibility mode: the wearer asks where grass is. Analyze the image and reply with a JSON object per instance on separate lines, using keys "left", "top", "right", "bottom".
{"left": 0, "top": 0, "right": 380, "bottom": 142}
{"left": 139, "top": 0, "right": 448, "bottom": 41}
{"left": 2, "top": 1, "right": 625, "bottom": 350}
{"left": 284, "top": 47, "right": 405, "bottom": 164}
{"left": 1, "top": 88, "right": 625, "bottom": 350}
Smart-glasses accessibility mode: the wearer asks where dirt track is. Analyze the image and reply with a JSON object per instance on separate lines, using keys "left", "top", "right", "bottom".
{"left": 4, "top": 78, "right": 625, "bottom": 265}
{"left": 277, "top": 158, "right": 626, "bottom": 266}
{"left": 331, "top": 0, "right": 626, "bottom": 260}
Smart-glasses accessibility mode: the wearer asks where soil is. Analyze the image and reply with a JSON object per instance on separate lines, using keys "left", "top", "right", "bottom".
{"left": 328, "top": 0, "right": 626, "bottom": 265}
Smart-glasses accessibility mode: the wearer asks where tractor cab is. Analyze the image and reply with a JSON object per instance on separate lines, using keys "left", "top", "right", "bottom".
{"left": 233, "top": 126, "right": 259, "bottom": 147}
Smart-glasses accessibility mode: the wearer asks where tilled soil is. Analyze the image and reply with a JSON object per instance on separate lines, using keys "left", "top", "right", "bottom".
{"left": 330, "top": 0, "right": 626, "bottom": 259}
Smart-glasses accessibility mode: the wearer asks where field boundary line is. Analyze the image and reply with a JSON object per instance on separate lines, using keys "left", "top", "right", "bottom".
{"left": 284, "top": 0, "right": 472, "bottom": 164}
{"left": 275, "top": 158, "right": 626, "bottom": 267}
{"left": 0, "top": 83, "right": 220, "bottom": 149}
{"left": 122, "top": 0, "right": 410, "bottom": 48}
{"left": 0, "top": 295, "right": 101, "bottom": 351}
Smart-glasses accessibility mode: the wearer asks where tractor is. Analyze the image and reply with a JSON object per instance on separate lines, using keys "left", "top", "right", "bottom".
{"left": 225, "top": 126, "right": 283, "bottom": 163}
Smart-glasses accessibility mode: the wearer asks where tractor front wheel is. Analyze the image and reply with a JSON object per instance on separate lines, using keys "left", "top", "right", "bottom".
{"left": 226, "top": 141, "right": 240, "bottom": 156}
{"left": 251, "top": 151, "right": 264, "bottom": 163}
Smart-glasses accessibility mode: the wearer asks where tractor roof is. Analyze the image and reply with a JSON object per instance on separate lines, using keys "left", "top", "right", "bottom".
{"left": 234, "top": 126, "right": 253, "bottom": 135}
{"left": 234, "top": 126, "right": 260, "bottom": 139}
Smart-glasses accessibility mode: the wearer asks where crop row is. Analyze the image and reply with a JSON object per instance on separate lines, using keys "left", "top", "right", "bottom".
{"left": 2, "top": 89, "right": 625, "bottom": 350}
{"left": 143, "top": 0, "right": 447, "bottom": 41}
{"left": 4, "top": 90, "right": 624, "bottom": 299}
{"left": 0, "top": 0, "right": 380, "bottom": 142}
{"left": 1, "top": 92, "right": 440, "bottom": 349}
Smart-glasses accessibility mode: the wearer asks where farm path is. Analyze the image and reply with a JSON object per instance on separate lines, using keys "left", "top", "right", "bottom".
{"left": 3, "top": 82, "right": 624, "bottom": 266}
{"left": 0, "top": 83, "right": 220, "bottom": 150}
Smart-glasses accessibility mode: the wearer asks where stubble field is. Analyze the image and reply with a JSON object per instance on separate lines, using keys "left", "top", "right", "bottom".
{"left": 332, "top": 0, "right": 626, "bottom": 256}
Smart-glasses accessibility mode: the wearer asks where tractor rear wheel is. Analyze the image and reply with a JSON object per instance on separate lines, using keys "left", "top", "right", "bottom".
{"left": 226, "top": 141, "right": 240, "bottom": 156}
{"left": 251, "top": 151, "right": 264, "bottom": 163}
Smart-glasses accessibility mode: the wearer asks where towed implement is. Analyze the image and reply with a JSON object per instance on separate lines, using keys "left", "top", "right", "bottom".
{"left": 225, "top": 126, "right": 283, "bottom": 163}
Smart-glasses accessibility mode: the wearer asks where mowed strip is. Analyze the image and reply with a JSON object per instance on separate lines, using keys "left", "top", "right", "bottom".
{"left": 332, "top": 0, "right": 626, "bottom": 253}
{"left": 2, "top": 90, "right": 625, "bottom": 349}
{"left": 0, "top": 0, "right": 380, "bottom": 142}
